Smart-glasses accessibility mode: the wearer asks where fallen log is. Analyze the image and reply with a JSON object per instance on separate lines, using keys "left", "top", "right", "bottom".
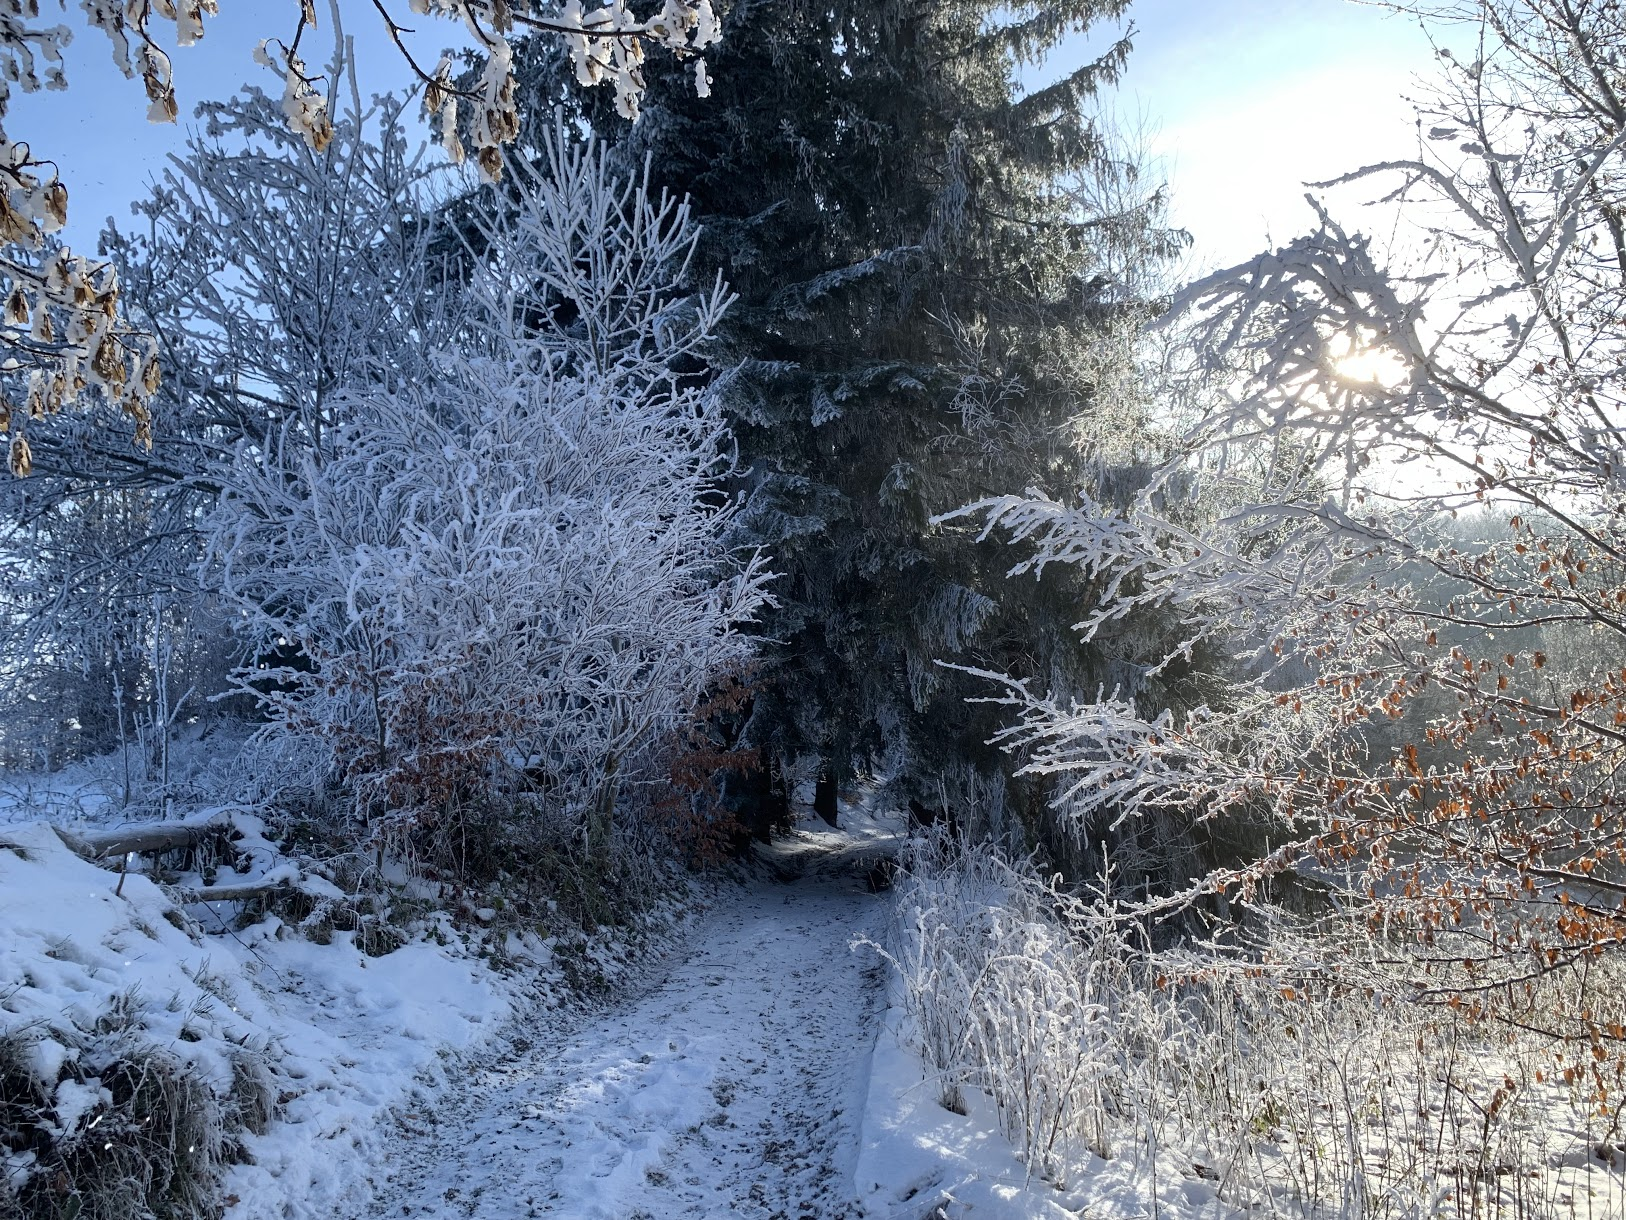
{"left": 53, "top": 812, "right": 232, "bottom": 861}
{"left": 174, "top": 876, "right": 298, "bottom": 904}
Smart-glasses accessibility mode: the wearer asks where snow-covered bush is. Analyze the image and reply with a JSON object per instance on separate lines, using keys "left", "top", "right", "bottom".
{"left": 870, "top": 829, "right": 1136, "bottom": 1183}
{"left": 0, "top": 825, "right": 277, "bottom": 1220}
{"left": 878, "top": 832, "right": 1626, "bottom": 1215}
{"left": 209, "top": 126, "right": 770, "bottom": 860}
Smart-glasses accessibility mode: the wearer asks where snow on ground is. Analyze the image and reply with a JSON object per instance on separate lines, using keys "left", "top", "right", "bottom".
{"left": 0, "top": 817, "right": 533, "bottom": 1219}
{"left": 854, "top": 1008, "right": 1240, "bottom": 1220}
{"left": 0, "top": 788, "right": 700, "bottom": 1220}
{"left": 11, "top": 776, "right": 1255, "bottom": 1220}
{"left": 298, "top": 792, "right": 1252, "bottom": 1220}
{"left": 220, "top": 920, "right": 525, "bottom": 1220}
{"left": 342, "top": 795, "right": 1210, "bottom": 1220}
{"left": 351, "top": 816, "right": 896, "bottom": 1220}
{"left": 0, "top": 726, "right": 258, "bottom": 831}
{"left": 0, "top": 768, "right": 121, "bottom": 828}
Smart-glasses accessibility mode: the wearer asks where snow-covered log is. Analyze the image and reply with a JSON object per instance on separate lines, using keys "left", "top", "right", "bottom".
{"left": 174, "top": 875, "right": 302, "bottom": 905}
{"left": 53, "top": 812, "right": 233, "bottom": 861}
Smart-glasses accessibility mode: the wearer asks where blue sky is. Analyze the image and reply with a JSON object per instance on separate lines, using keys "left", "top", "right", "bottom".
{"left": 1075, "top": 0, "right": 1440, "bottom": 267}
{"left": 7, "top": 5, "right": 458, "bottom": 248}
{"left": 13, "top": 1, "right": 1439, "bottom": 265}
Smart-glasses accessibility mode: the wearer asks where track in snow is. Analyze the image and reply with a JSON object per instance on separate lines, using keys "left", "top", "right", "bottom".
{"left": 354, "top": 822, "right": 893, "bottom": 1220}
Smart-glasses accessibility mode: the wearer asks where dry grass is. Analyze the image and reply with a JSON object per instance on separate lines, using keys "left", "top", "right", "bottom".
{"left": 1, "top": 997, "right": 274, "bottom": 1220}
{"left": 876, "top": 831, "right": 1626, "bottom": 1217}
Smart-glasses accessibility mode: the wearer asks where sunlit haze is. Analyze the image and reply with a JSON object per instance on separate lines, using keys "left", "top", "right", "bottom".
{"left": 1043, "top": 0, "right": 1439, "bottom": 268}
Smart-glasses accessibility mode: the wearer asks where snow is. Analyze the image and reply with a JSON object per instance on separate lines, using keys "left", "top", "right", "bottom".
{"left": 0, "top": 820, "right": 265, "bottom": 1075}
{"left": 325, "top": 797, "right": 1247, "bottom": 1220}
{"left": 0, "top": 817, "right": 539, "bottom": 1214}
{"left": 0, "top": 768, "right": 119, "bottom": 827}
{"left": 221, "top": 927, "right": 520, "bottom": 1220}
{"left": 353, "top": 822, "right": 894, "bottom": 1220}
{"left": 7, "top": 786, "right": 1335, "bottom": 1220}
{"left": 855, "top": 1006, "right": 1251, "bottom": 1220}
{"left": 217, "top": 882, "right": 701, "bottom": 1220}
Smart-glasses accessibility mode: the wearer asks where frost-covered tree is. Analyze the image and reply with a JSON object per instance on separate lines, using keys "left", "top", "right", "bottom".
{"left": 209, "top": 128, "right": 770, "bottom": 858}
{"left": 0, "top": 83, "right": 436, "bottom": 773}
{"left": 537, "top": 0, "right": 1185, "bottom": 837}
{"left": 957, "top": 0, "right": 1626, "bottom": 1053}
{"left": 0, "top": 0, "right": 720, "bottom": 471}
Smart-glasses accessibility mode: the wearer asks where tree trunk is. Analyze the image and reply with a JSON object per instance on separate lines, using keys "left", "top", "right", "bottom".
{"left": 588, "top": 753, "right": 621, "bottom": 864}
{"left": 814, "top": 764, "right": 840, "bottom": 828}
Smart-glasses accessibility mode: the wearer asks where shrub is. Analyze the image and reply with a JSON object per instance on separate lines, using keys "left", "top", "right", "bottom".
{"left": 874, "top": 830, "right": 1626, "bottom": 1215}
{"left": 1, "top": 1018, "right": 273, "bottom": 1220}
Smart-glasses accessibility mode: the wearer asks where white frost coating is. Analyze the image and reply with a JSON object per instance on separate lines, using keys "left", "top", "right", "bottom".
{"left": 0, "top": 0, "right": 729, "bottom": 472}
{"left": 208, "top": 122, "right": 770, "bottom": 845}
{"left": 935, "top": 6, "right": 1626, "bottom": 1084}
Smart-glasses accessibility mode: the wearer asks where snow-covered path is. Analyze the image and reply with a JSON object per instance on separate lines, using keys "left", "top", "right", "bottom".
{"left": 354, "top": 828, "right": 891, "bottom": 1220}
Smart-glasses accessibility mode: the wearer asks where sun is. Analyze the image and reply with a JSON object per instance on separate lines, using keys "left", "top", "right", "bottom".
{"left": 1327, "top": 332, "right": 1409, "bottom": 390}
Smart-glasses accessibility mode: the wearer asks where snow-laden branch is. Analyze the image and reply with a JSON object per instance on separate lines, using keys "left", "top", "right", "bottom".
{"left": 945, "top": 5, "right": 1626, "bottom": 989}
{"left": 0, "top": 0, "right": 722, "bottom": 473}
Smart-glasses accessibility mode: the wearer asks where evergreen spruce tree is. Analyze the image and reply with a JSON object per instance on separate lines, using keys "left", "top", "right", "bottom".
{"left": 510, "top": 0, "right": 1187, "bottom": 860}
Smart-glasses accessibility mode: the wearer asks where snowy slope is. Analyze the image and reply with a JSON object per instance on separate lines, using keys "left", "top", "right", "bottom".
{"left": 0, "top": 818, "right": 528, "bottom": 1219}
{"left": 0, "top": 809, "right": 708, "bottom": 1220}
